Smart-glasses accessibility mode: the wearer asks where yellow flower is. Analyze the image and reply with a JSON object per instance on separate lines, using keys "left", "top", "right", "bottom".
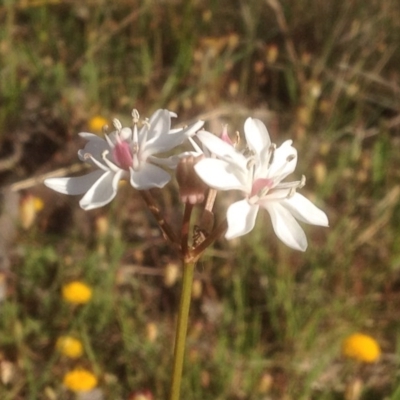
{"left": 342, "top": 333, "right": 381, "bottom": 363}
{"left": 19, "top": 194, "right": 44, "bottom": 230}
{"left": 63, "top": 368, "right": 97, "bottom": 392}
{"left": 56, "top": 336, "right": 83, "bottom": 358}
{"left": 62, "top": 281, "right": 92, "bottom": 304}
{"left": 88, "top": 115, "right": 108, "bottom": 132}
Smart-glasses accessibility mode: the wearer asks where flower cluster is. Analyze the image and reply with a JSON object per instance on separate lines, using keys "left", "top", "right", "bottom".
{"left": 45, "top": 108, "right": 328, "bottom": 251}
{"left": 194, "top": 118, "right": 329, "bottom": 251}
{"left": 45, "top": 109, "right": 203, "bottom": 210}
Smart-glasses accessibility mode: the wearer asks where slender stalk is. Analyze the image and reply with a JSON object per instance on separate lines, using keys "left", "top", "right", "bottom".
{"left": 168, "top": 260, "right": 196, "bottom": 400}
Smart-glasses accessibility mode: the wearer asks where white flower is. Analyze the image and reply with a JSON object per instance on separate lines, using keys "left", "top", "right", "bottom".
{"left": 44, "top": 109, "right": 204, "bottom": 210}
{"left": 194, "top": 117, "right": 328, "bottom": 251}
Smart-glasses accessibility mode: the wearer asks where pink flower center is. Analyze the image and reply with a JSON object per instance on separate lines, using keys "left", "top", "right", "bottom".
{"left": 250, "top": 178, "right": 274, "bottom": 197}
{"left": 220, "top": 125, "right": 234, "bottom": 145}
{"left": 112, "top": 141, "right": 133, "bottom": 170}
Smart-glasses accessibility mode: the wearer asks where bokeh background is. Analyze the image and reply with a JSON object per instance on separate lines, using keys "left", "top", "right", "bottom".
{"left": 1, "top": 0, "right": 400, "bottom": 399}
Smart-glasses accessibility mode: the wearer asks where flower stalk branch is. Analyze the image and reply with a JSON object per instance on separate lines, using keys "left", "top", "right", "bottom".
{"left": 139, "top": 190, "right": 181, "bottom": 251}
{"left": 189, "top": 219, "right": 228, "bottom": 262}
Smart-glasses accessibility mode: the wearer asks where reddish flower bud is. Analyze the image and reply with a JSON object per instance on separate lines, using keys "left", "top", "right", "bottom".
{"left": 176, "top": 155, "right": 208, "bottom": 204}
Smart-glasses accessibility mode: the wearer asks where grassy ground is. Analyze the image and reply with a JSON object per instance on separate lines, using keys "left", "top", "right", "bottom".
{"left": 1, "top": 0, "right": 400, "bottom": 399}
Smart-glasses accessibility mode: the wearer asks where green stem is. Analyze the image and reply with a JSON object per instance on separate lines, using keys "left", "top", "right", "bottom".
{"left": 169, "top": 260, "right": 196, "bottom": 400}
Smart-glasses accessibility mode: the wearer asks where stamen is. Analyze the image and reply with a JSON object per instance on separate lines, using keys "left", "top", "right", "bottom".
{"left": 267, "top": 144, "right": 276, "bottom": 166}
{"left": 132, "top": 121, "right": 139, "bottom": 153}
{"left": 288, "top": 187, "right": 296, "bottom": 198}
{"left": 299, "top": 175, "right": 306, "bottom": 188}
{"left": 102, "top": 124, "right": 109, "bottom": 134}
{"left": 113, "top": 118, "right": 122, "bottom": 131}
{"left": 130, "top": 112, "right": 141, "bottom": 169}
{"left": 132, "top": 109, "right": 140, "bottom": 124}
{"left": 83, "top": 152, "right": 109, "bottom": 172}
{"left": 139, "top": 118, "right": 151, "bottom": 150}
{"left": 104, "top": 134, "right": 114, "bottom": 148}
{"left": 234, "top": 131, "right": 240, "bottom": 147}
{"left": 100, "top": 150, "right": 122, "bottom": 173}
{"left": 246, "top": 157, "right": 256, "bottom": 170}
{"left": 143, "top": 118, "right": 151, "bottom": 129}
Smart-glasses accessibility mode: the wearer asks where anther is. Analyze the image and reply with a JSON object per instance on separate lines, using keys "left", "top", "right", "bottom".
{"left": 288, "top": 187, "right": 296, "bottom": 198}
{"left": 235, "top": 131, "right": 240, "bottom": 147}
{"left": 132, "top": 109, "right": 140, "bottom": 124}
{"left": 299, "top": 175, "right": 306, "bottom": 188}
{"left": 113, "top": 118, "right": 122, "bottom": 131}
{"left": 143, "top": 118, "right": 151, "bottom": 129}
{"left": 287, "top": 154, "right": 296, "bottom": 162}
{"left": 246, "top": 157, "right": 256, "bottom": 170}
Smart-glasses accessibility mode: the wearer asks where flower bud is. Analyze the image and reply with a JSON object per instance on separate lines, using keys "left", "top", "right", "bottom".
{"left": 176, "top": 155, "right": 208, "bottom": 204}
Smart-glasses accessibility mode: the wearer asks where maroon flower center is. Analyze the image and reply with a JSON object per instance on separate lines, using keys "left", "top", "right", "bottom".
{"left": 250, "top": 178, "right": 274, "bottom": 197}
{"left": 112, "top": 141, "right": 133, "bottom": 170}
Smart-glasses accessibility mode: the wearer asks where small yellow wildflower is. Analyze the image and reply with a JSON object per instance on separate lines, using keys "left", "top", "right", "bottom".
{"left": 88, "top": 115, "right": 108, "bottom": 133}
{"left": 56, "top": 336, "right": 83, "bottom": 358}
{"left": 63, "top": 368, "right": 97, "bottom": 392}
{"left": 62, "top": 281, "right": 92, "bottom": 304}
{"left": 342, "top": 333, "right": 381, "bottom": 363}
{"left": 19, "top": 194, "right": 44, "bottom": 229}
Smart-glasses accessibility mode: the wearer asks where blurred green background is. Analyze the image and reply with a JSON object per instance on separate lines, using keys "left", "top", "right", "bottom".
{"left": 1, "top": 0, "right": 400, "bottom": 399}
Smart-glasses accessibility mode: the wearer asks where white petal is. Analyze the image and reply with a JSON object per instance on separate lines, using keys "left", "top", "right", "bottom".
{"left": 144, "top": 115, "right": 201, "bottom": 156}
{"left": 145, "top": 129, "right": 188, "bottom": 155}
{"left": 244, "top": 118, "right": 271, "bottom": 157}
{"left": 130, "top": 163, "right": 171, "bottom": 189}
{"left": 266, "top": 140, "right": 297, "bottom": 181}
{"left": 262, "top": 188, "right": 292, "bottom": 200}
{"left": 177, "top": 120, "right": 204, "bottom": 137}
{"left": 145, "top": 109, "right": 171, "bottom": 142}
{"left": 79, "top": 132, "right": 103, "bottom": 141}
{"left": 148, "top": 120, "right": 203, "bottom": 155}
{"left": 281, "top": 193, "right": 329, "bottom": 226}
{"left": 79, "top": 170, "right": 123, "bottom": 210}
{"left": 262, "top": 201, "right": 308, "bottom": 251}
{"left": 78, "top": 136, "right": 109, "bottom": 164}
{"left": 196, "top": 131, "right": 247, "bottom": 168}
{"left": 148, "top": 155, "right": 179, "bottom": 169}
{"left": 194, "top": 158, "right": 248, "bottom": 191}
{"left": 225, "top": 200, "right": 259, "bottom": 239}
{"left": 44, "top": 170, "right": 105, "bottom": 195}
{"left": 149, "top": 153, "right": 195, "bottom": 169}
